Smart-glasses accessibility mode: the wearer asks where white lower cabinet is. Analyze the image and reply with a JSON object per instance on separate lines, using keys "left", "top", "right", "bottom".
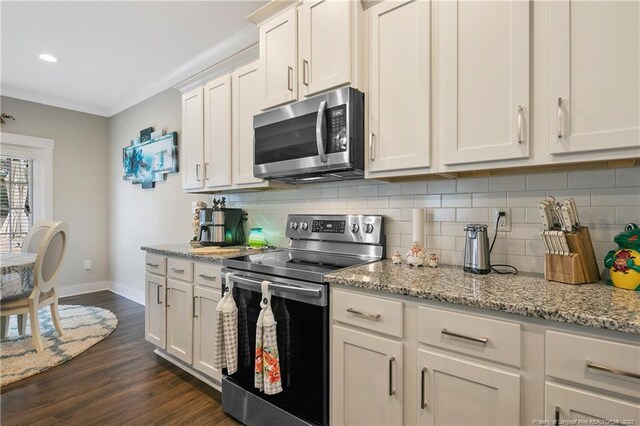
{"left": 166, "top": 278, "right": 194, "bottom": 364}
{"left": 546, "top": 383, "right": 640, "bottom": 423}
{"left": 416, "top": 349, "right": 520, "bottom": 425}
{"left": 193, "top": 285, "right": 222, "bottom": 381}
{"left": 332, "top": 325, "right": 403, "bottom": 426}
{"left": 144, "top": 273, "right": 166, "bottom": 349}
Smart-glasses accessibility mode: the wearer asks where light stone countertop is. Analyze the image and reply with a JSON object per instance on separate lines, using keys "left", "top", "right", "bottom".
{"left": 141, "top": 243, "right": 271, "bottom": 263}
{"left": 326, "top": 260, "right": 640, "bottom": 335}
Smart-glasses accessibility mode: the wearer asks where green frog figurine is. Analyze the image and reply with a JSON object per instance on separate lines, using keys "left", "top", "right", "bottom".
{"left": 604, "top": 223, "right": 640, "bottom": 291}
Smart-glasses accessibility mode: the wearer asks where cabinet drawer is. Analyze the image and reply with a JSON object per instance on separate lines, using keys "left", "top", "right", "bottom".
{"left": 417, "top": 306, "right": 521, "bottom": 368}
{"left": 332, "top": 289, "right": 403, "bottom": 338}
{"left": 546, "top": 331, "right": 640, "bottom": 399}
{"left": 167, "top": 258, "right": 194, "bottom": 282}
{"left": 145, "top": 254, "right": 166, "bottom": 276}
{"left": 194, "top": 263, "right": 222, "bottom": 289}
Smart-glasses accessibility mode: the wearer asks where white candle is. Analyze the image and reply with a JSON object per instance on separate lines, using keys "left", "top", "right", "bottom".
{"left": 412, "top": 208, "right": 425, "bottom": 248}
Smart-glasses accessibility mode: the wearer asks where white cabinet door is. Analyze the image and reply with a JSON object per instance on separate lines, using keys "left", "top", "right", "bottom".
{"left": 367, "top": 0, "right": 431, "bottom": 174}
{"left": 260, "top": 7, "right": 297, "bottom": 110}
{"left": 166, "top": 278, "right": 193, "bottom": 364}
{"left": 193, "top": 285, "right": 221, "bottom": 381}
{"left": 437, "top": 0, "right": 530, "bottom": 165}
{"left": 203, "top": 74, "right": 232, "bottom": 189}
{"left": 332, "top": 325, "right": 403, "bottom": 426}
{"left": 232, "top": 61, "right": 264, "bottom": 186}
{"left": 549, "top": 1, "right": 640, "bottom": 154}
{"left": 144, "top": 274, "right": 166, "bottom": 349}
{"left": 300, "top": 0, "right": 352, "bottom": 97}
{"left": 417, "top": 349, "right": 520, "bottom": 425}
{"left": 181, "top": 87, "right": 204, "bottom": 190}
{"left": 546, "top": 383, "right": 640, "bottom": 424}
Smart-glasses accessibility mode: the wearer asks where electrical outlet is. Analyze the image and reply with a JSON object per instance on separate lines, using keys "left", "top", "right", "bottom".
{"left": 84, "top": 260, "right": 92, "bottom": 270}
{"left": 494, "top": 208, "right": 511, "bottom": 232}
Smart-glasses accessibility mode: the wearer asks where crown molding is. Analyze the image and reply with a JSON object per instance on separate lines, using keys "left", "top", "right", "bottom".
{"left": 246, "top": 0, "right": 299, "bottom": 25}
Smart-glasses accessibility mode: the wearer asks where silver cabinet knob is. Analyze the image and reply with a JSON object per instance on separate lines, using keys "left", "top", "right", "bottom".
{"left": 351, "top": 223, "right": 360, "bottom": 233}
{"left": 300, "top": 222, "right": 308, "bottom": 231}
{"left": 364, "top": 223, "right": 374, "bottom": 233}
{"left": 289, "top": 221, "right": 298, "bottom": 230}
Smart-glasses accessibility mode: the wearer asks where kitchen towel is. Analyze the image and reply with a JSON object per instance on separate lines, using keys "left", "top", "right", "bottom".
{"left": 254, "top": 280, "right": 283, "bottom": 395}
{"left": 213, "top": 273, "right": 238, "bottom": 374}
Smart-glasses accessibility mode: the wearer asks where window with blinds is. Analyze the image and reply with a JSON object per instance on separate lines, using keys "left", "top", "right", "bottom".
{"left": 0, "top": 156, "right": 33, "bottom": 252}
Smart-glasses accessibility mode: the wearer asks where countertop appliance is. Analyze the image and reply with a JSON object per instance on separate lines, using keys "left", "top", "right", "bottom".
{"left": 253, "top": 87, "right": 364, "bottom": 184}
{"left": 198, "top": 208, "right": 245, "bottom": 246}
{"left": 463, "top": 223, "right": 491, "bottom": 274}
{"left": 221, "top": 214, "right": 385, "bottom": 426}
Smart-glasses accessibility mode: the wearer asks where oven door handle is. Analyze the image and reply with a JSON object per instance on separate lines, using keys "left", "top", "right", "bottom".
{"left": 228, "top": 274, "right": 322, "bottom": 298}
{"left": 316, "top": 100, "right": 328, "bottom": 163}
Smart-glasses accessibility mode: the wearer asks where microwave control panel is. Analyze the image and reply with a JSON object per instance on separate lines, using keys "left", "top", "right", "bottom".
{"left": 328, "top": 105, "right": 347, "bottom": 153}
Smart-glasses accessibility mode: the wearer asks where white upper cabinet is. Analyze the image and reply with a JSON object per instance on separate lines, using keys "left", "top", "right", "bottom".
{"left": 367, "top": 0, "right": 431, "bottom": 175}
{"left": 437, "top": 0, "right": 530, "bottom": 166}
{"left": 181, "top": 87, "right": 204, "bottom": 190}
{"left": 549, "top": 1, "right": 640, "bottom": 154}
{"left": 232, "top": 61, "right": 265, "bottom": 186}
{"left": 300, "top": 0, "right": 353, "bottom": 97}
{"left": 260, "top": 7, "right": 298, "bottom": 110}
{"left": 203, "top": 74, "right": 232, "bottom": 189}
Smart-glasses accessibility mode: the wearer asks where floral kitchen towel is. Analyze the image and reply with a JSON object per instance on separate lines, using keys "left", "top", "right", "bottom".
{"left": 254, "top": 280, "right": 283, "bottom": 395}
{"left": 213, "top": 273, "right": 238, "bottom": 374}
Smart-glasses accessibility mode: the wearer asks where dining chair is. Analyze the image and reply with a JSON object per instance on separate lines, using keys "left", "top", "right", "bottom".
{"left": 1, "top": 221, "right": 68, "bottom": 352}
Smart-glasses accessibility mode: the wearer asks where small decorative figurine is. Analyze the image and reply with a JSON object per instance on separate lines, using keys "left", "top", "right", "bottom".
{"left": 392, "top": 250, "right": 403, "bottom": 265}
{"left": 427, "top": 253, "right": 439, "bottom": 268}
{"left": 406, "top": 241, "right": 426, "bottom": 267}
{"left": 604, "top": 223, "right": 640, "bottom": 291}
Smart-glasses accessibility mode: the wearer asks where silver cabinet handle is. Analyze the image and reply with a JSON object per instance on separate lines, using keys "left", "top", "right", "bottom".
{"left": 156, "top": 285, "right": 162, "bottom": 304}
{"left": 316, "top": 100, "right": 328, "bottom": 163}
{"left": 303, "top": 59, "right": 309, "bottom": 86}
{"left": 441, "top": 328, "right": 488, "bottom": 344}
{"left": 586, "top": 360, "right": 640, "bottom": 380}
{"left": 195, "top": 164, "right": 201, "bottom": 181}
{"left": 557, "top": 97, "right": 563, "bottom": 139}
{"left": 204, "top": 163, "right": 209, "bottom": 180}
{"left": 420, "top": 367, "right": 427, "bottom": 409}
{"left": 193, "top": 296, "right": 198, "bottom": 318}
{"left": 171, "top": 268, "right": 185, "bottom": 273}
{"left": 166, "top": 288, "right": 170, "bottom": 307}
{"left": 517, "top": 105, "right": 524, "bottom": 144}
{"left": 346, "top": 307, "right": 380, "bottom": 321}
{"left": 146, "top": 262, "right": 159, "bottom": 267}
{"left": 199, "top": 274, "right": 217, "bottom": 281}
{"left": 388, "top": 357, "right": 396, "bottom": 396}
{"left": 287, "top": 66, "right": 293, "bottom": 91}
{"left": 369, "top": 132, "right": 375, "bottom": 162}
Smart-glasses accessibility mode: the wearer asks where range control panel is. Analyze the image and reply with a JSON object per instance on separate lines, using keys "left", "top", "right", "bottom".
{"left": 286, "top": 214, "right": 383, "bottom": 244}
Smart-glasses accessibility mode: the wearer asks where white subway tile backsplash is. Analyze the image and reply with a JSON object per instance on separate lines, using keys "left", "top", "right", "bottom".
{"left": 440, "top": 250, "right": 463, "bottom": 265}
{"left": 441, "top": 222, "right": 466, "bottom": 236}
{"left": 338, "top": 186, "right": 358, "bottom": 198}
{"left": 428, "top": 179, "right": 456, "bottom": 194}
{"left": 377, "top": 182, "right": 403, "bottom": 196}
{"left": 473, "top": 192, "right": 507, "bottom": 207}
{"left": 615, "top": 206, "right": 640, "bottom": 224}
{"left": 579, "top": 206, "right": 616, "bottom": 225}
{"left": 489, "top": 175, "right": 526, "bottom": 192}
{"left": 491, "top": 238, "right": 526, "bottom": 255}
{"left": 591, "top": 187, "right": 640, "bottom": 206}
{"left": 524, "top": 207, "right": 541, "bottom": 224}
{"left": 321, "top": 187, "right": 338, "bottom": 198}
{"left": 507, "top": 191, "right": 546, "bottom": 207}
{"left": 347, "top": 197, "right": 368, "bottom": 208}
{"left": 568, "top": 169, "right": 615, "bottom": 189}
{"left": 427, "top": 235, "right": 457, "bottom": 251}
{"left": 457, "top": 177, "right": 489, "bottom": 194}
{"left": 428, "top": 208, "right": 456, "bottom": 222}
{"left": 456, "top": 208, "right": 489, "bottom": 223}
{"left": 413, "top": 194, "right": 441, "bottom": 208}
{"left": 616, "top": 167, "right": 640, "bottom": 187}
{"left": 526, "top": 172, "right": 568, "bottom": 190}
{"left": 389, "top": 195, "right": 414, "bottom": 208}
{"left": 425, "top": 222, "right": 441, "bottom": 236}
{"left": 442, "top": 193, "right": 472, "bottom": 208}
{"left": 401, "top": 181, "right": 428, "bottom": 195}
{"left": 511, "top": 207, "right": 527, "bottom": 224}
{"left": 367, "top": 196, "right": 389, "bottom": 208}
{"left": 357, "top": 185, "right": 379, "bottom": 197}
{"left": 525, "top": 239, "right": 546, "bottom": 257}
{"left": 507, "top": 223, "right": 541, "bottom": 240}
{"left": 547, "top": 189, "right": 591, "bottom": 206}
{"left": 378, "top": 208, "right": 403, "bottom": 221}
{"left": 505, "top": 254, "right": 544, "bottom": 273}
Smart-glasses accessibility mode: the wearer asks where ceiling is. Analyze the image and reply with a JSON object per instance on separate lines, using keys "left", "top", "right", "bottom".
{"left": 1, "top": 1, "right": 267, "bottom": 117}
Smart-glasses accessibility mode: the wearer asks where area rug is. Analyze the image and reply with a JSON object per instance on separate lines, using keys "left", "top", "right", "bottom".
{"left": 0, "top": 304, "right": 118, "bottom": 386}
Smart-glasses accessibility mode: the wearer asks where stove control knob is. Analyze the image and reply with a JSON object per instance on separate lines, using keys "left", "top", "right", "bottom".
{"left": 351, "top": 223, "right": 360, "bottom": 233}
{"left": 364, "top": 223, "right": 374, "bottom": 234}
{"left": 300, "top": 221, "right": 309, "bottom": 231}
{"left": 289, "top": 221, "right": 298, "bottom": 230}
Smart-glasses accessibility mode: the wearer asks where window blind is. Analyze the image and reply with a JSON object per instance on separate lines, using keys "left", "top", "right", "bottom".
{"left": 0, "top": 156, "right": 34, "bottom": 252}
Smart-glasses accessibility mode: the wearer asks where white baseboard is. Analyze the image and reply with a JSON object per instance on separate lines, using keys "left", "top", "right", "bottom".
{"left": 58, "top": 281, "right": 110, "bottom": 298}
{"left": 110, "top": 281, "right": 145, "bottom": 306}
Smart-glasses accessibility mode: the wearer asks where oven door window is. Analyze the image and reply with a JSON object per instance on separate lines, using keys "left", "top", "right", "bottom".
{"left": 227, "top": 286, "right": 328, "bottom": 426}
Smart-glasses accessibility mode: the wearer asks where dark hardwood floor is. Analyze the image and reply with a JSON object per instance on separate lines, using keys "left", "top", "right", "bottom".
{"left": 1, "top": 291, "right": 241, "bottom": 425}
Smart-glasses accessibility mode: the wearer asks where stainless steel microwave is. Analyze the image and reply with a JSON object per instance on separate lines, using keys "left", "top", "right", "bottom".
{"left": 253, "top": 87, "right": 364, "bottom": 184}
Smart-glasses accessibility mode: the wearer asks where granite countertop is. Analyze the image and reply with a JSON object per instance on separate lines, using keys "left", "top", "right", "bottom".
{"left": 326, "top": 260, "right": 640, "bottom": 334}
{"left": 141, "top": 243, "right": 271, "bottom": 263}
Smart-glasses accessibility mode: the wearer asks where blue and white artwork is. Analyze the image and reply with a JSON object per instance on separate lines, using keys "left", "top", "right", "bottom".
{"left": 123, "top": 132, "right": 178, "bottom": 189}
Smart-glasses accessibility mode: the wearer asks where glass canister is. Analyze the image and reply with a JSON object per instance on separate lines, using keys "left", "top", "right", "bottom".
{"left": 248, "top": 228, "right": 269, "bottom": 248}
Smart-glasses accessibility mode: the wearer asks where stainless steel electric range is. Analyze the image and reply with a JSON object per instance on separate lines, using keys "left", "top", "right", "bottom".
{"left": 221, "top": 214, "right": 385, "bottom": 426}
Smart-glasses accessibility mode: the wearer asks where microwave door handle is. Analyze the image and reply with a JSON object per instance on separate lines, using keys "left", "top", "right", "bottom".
{"left": 316, "top": 100, "right": 328, "bottom": 163}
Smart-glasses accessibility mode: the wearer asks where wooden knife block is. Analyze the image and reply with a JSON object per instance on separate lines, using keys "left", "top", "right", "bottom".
{"left": 544, "top": 227, "right": 601, "bottom": 285}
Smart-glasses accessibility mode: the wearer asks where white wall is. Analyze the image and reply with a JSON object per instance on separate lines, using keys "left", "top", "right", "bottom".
{"left": 108, "top": 89, "right": 202, "bottom": 303}
{"left": 0, "top": 96, "right": 110, "bottom": 293}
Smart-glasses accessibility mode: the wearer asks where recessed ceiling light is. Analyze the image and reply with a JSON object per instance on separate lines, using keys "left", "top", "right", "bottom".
{"left": 39, "top": 53, "right": 57, "bottom": 63}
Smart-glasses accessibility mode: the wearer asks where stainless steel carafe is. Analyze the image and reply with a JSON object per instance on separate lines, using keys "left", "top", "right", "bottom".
{"left": 199, "top": 208, "right": 226, "bottom": 245}
{"left": 463, "top": 224, "right": 491, "bottom": 274}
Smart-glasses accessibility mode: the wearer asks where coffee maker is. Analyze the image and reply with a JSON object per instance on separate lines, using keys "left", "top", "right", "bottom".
{"left": 198, "top": 205, "right": 246, "bottom": 247}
